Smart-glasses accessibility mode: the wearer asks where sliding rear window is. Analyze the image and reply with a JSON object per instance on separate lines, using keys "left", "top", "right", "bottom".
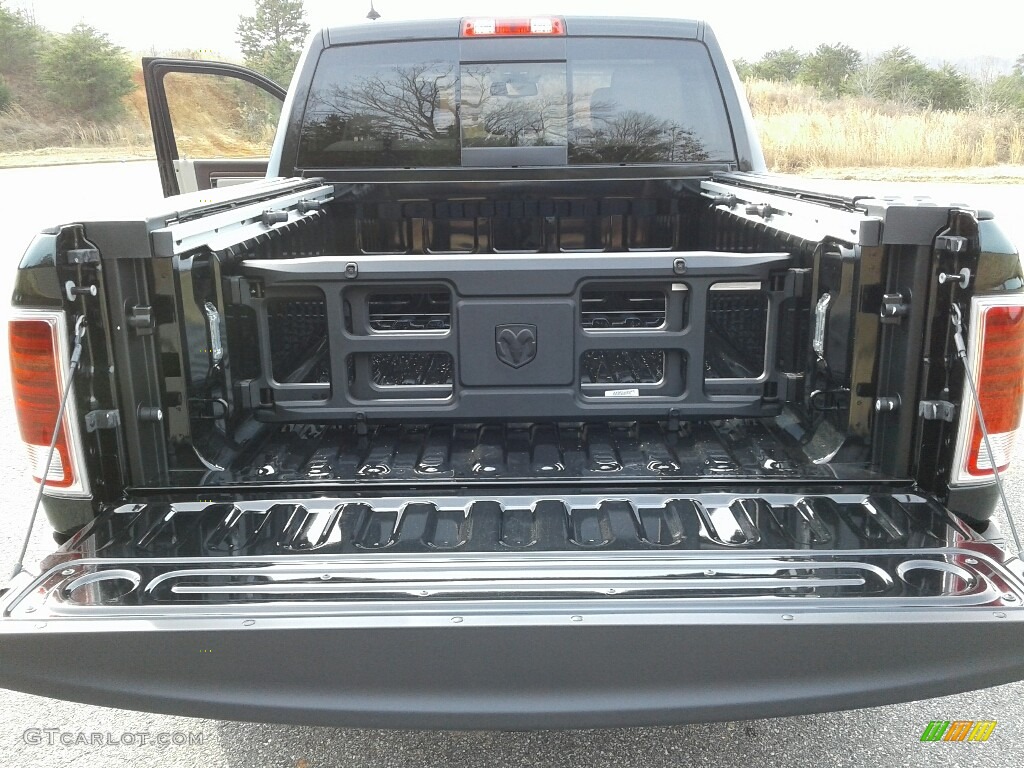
{"left": 299, "top": 41, "right": 461, "bottom": 168}
{"left": 297, "top": 37, "right": 736, "bottom": 167}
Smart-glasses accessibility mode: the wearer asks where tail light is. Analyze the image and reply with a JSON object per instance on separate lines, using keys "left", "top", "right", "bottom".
{"left": 951, "top": 295, "right": 1024, "bottom": 485}
{"left": 8, "top": 309, "right": 90, "bottom": 497}
{"left": 461, "top": 17, "right": 565, "bottom": 37}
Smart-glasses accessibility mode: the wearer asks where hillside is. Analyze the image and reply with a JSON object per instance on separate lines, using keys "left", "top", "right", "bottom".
{"left": 0, "top": 62, "right": 276, "bottom": 165}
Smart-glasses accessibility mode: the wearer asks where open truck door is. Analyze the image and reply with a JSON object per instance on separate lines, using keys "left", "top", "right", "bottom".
{"left": 142, "top": 58, "right": 286, "bottom": 197}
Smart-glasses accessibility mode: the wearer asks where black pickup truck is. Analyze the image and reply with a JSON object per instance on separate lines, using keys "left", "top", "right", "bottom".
{"left": 3, "top": 16, "right": 1024, "bottom": 729}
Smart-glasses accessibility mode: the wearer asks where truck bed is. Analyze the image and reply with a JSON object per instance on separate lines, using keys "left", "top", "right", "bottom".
{"left": 115, "top": 176, "right": 884, "bottom": 493}
{"left": 193, "top": 417, "right": 880, "bottom": 488}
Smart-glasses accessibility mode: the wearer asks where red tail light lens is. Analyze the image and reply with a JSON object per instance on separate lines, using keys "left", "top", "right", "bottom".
{"left": 9, "top": 311, "right": 89, "bottom": 496}
{"left": 461, "top": 17, "right": 565, "bottom": 37}
{"left": 953, "top": 296, "right": 1024, "bottom": 484}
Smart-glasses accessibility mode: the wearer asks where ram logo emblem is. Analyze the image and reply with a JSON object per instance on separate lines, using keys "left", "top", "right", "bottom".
{"left": 495, "top": 324, "right": 537, "bottom": 368}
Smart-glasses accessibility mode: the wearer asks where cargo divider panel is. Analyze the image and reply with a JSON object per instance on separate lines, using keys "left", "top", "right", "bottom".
{"left": 229, "top": 251, "right": 799, "bottom": 423}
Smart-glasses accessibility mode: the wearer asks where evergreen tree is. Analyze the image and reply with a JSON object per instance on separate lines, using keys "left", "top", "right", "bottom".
{"left": 750, "top": 48, "right": 804, "bottom": 82}
{"left": 38, "top": 24, "right": 135, "bottom": 121}
{"left": 237, "top": 0, "right": 310, "bottom": 85}
{"left": 798, "top": 43, "right": 862, "bottom": 97}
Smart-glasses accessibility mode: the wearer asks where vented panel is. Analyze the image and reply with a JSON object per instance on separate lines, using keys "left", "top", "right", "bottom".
{"left": 266, "top": 296, "right": 328, "bottom": 382}
{"left": 581, "top": 289, "right": 667, "bottom": 330}
{"left": 368, "top": 292, "right": 451, "bottom": 332}
{"left": 706, "top": 283, "right": 768, "bottom": 379}
{"left": 581, "top": 350, "right": 666, "bottom": 385}
{"left": 371, "top": 352, "right": 453, "bottom": 387}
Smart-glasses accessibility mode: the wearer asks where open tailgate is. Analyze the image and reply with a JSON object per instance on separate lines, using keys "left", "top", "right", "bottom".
{"left": 2, "top": 490, "right": 1023, "bottom": 728}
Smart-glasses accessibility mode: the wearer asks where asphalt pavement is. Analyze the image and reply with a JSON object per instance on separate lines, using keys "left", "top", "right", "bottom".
{"left": 0, "top": 162, "right": 1022, "bottom": 767}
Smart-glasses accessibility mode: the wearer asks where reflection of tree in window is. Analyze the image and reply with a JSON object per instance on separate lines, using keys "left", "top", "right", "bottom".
{"left": 570, "top": 103, "right": 709, "bottom": 164}
{"left": 482, "top": 101, "right": 545, "bottom": 146}
{"left": 461, "top": 64, "right": 568, "bottom": 148}
{"left": 300, "top": 63, "right": 458, "bottom": 165}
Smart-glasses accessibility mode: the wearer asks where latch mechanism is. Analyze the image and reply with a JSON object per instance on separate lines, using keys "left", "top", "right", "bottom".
{"left": 66, "top": 248, "right": 100, "bottom": 265}
{"left": 126, "top": 305, "right": 154, "bottom": 336}
{"left": 935, "top": 235, "right": 968, "bottom": 254}
{"left": 85, "top": 410, "right": 121, "bottom": 432}
{"left": 918, "top": 400, "right": 956, "bottom": 422}
{"left": 880, "top": 292, "right": 910, "bottom": 324}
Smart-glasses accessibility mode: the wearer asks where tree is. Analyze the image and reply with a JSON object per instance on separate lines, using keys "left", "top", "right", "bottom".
{"left": 991, "top": 73, "right": 1024, "bottom": 111}
{"left": 38, "top": 24, "right": 134, "bottom": 121}
{"left": 864, "top": 46, "right": 970, "bottom": 110}
{"left": 750, "top": 48, "right": 804, "bottom": 82}
{"left": 733, "top": 58, "right": 753, "bottom": 81}
{"left": 865, "top": 46, "right": 927, "bottom": 106}
{"left": 925, "top": 63, "right": 972, "bottom": 111}
{"left": 0, "top": 2, "right": 42, "bottom": 76}
{"left": 967, "top": 56, "right": 1009, "bottom": 113}
{"left": 798, "top": 43, "right": 861, "bottom": 97}
{"left": 237, "top": 0, "right": 310, "bottom": 85}
{"left": 856, "top": 47, "right": 972, "bottom": 111}
{"left": 0, "top": 75, "right": 11, "bottom": 112}
{"left": 1014, "top": 54, "right": 1024, "bottom": 76}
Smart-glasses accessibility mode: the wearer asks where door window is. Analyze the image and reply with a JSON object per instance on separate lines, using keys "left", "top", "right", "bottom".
{"left": 163, "top": 72, "right": 282, "bottom": 158}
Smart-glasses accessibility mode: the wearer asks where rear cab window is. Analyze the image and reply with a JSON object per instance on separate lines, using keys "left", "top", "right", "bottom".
{"left": 296, "top": 36, "right": 736, "bottom": 168}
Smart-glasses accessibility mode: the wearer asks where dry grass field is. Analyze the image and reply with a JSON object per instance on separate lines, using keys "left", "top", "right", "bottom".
{"left": 745, "top": 79, "right": 1024, "bottom": 172}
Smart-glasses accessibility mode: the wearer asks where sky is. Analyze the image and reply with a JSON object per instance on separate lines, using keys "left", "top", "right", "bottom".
{"left": 9, "top": 0, "right": 1024, "bottom": 71}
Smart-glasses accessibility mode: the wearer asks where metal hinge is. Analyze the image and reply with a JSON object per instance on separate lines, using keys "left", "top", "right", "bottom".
{"left": 85, "top": 410, "right": 121, "bottom": 432}
{"left": 918, "top": 400, "right": 956, "bottom": 422}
